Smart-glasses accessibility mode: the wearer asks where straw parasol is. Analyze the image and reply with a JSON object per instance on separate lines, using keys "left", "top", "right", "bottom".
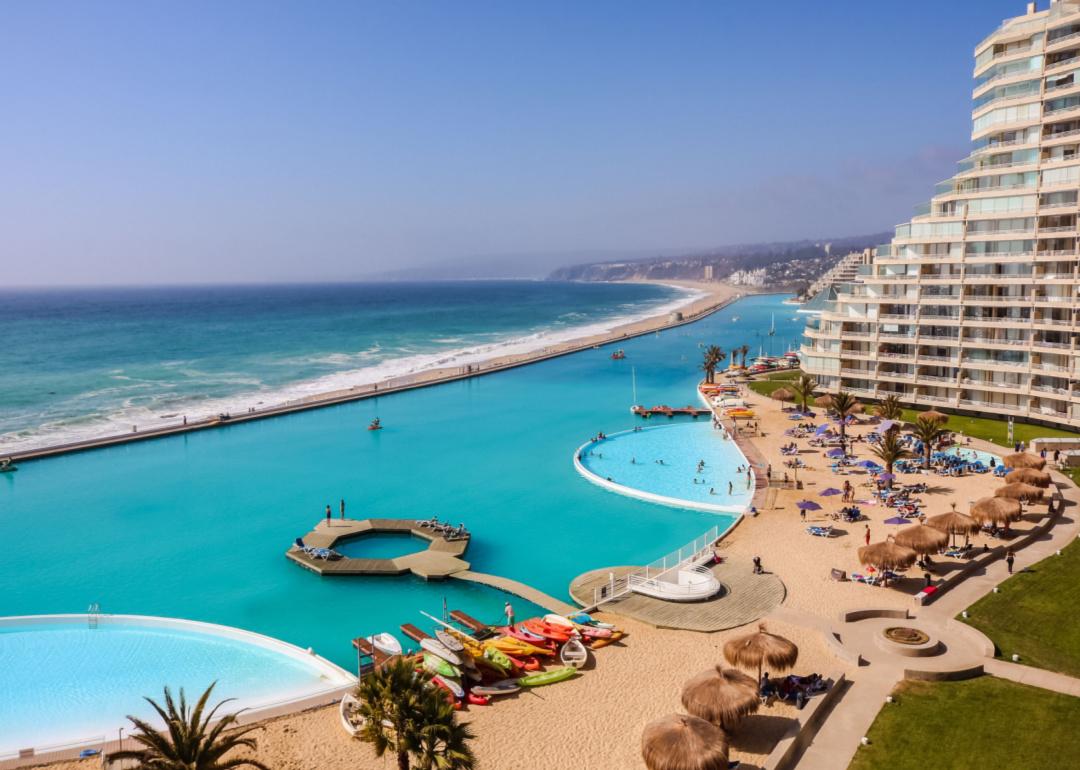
{"left": 770, "top": 387, "right": 794, "bottom": 403}
{"left": 858, "top": 538, "right": 918, "bottom": 574}
{"left": 723, "top": 623, "right": 799, "bottom": 681}
{"left": 1004, "top": 468, "right": 1052, "bottom": 488}
{"left": 893, "top": 524, "right": 949, "bottom": 555}
{"left": 926, "top": 510, "right": 980, "bottom": 536}
{"left": 1003, "top": 452, "right": 1046, "bottom": 470}
{"left": 970, "top": 496, "right": 1023, "bottom": 526}
{"left": 641, "top": 714, "right": 730, "bottom": 770}
{"left": 814, "top": 395, "right": 834, "bottom": 408}
{"left": 995, "top": 483, "right": 1045, "bottom": 502}
{"left": 849, "top": 402, "right": 865, "bottom": 414}
{"left": 680, "top": 666, "right": 759, "bottom": 731}
{"left": 920, "top": 409, "right": 949, "bottom": 424}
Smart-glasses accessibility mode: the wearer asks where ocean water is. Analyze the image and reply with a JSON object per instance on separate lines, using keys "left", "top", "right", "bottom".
{"left": 0, "top": 281, "right": 694, "bottom": 453}
{"left": 0, "top": 290, "right": 803, "bottom": 707}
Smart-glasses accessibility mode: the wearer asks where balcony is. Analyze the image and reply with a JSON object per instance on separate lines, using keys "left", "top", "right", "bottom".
{"left": 918, "top": 393, "right": 956, "bottom": 405}
{"left": 916, "top": 373, "right": 956, "bottom": 383}
{"left": 1032, "top": 339, "right": 1074, "bottom": 350}
{"left": 878, "top": 352, "right": 915, "bottom": 361}
{"left": 1032, "top": 383, "right": 1072, "bottom": 396}
{"left": 919, "top": 354, "right": 959, "bottom": 363}
{"left": 958, "top": 398, "right": 1030, "bottom": 414}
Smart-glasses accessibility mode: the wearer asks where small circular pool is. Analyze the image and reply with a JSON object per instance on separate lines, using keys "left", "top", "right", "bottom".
{"left": 335, "top": 532, "right": 429, "bottom": 560}
{"left": 940, "top": 446, "right": 1001, "bottom": 466}
{"left": 0, "top": 614, "right": 354, "bottom": 757}
{"left": 574, "top": 422, "right": 752, "bottom": 514}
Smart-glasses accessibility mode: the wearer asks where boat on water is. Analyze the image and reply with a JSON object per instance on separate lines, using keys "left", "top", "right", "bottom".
{"left": 0, "top": 459, "right": 16, "bottom": 473}
{"left": 610, "top": 349, "right": 626, "bottom": 360}
{"left": 367, "top": 632, "right": 402, "bottom": 657}
{"left": 731, "top": 316, "right": 740, "bottom": 322}
{"left": 367, "top": 417, "right": 382, "bottom": 431}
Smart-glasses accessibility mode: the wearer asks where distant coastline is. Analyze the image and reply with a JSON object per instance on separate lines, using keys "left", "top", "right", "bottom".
{"left": 9, "top": 280, "right": 749, "bottom": 462}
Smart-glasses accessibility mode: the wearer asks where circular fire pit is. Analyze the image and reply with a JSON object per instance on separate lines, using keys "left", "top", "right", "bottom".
{"left": 884, "top": 626, "right": 930, "bottom": 645}
{"left": 875, "top": 625, "right": 940, "bottom": 657}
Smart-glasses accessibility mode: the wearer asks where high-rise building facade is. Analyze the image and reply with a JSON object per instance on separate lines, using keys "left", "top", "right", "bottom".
{"left": 802, "top": 0, "right": 1080, "bottom": 428}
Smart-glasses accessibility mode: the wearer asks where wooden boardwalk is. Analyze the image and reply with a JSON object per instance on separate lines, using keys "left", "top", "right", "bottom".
{"left": 452, "top": 570, "right": 578, "bottom": 615}
{"left": 568, "top": 558, "right": 785, "bottom": 632}
{"left": 287, "top": 518, "right": 470, "bottom": 579}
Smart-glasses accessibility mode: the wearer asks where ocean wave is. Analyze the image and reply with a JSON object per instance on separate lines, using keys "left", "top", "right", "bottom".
{"left": 0, "top": 286, "right": 706, "bottom": 453}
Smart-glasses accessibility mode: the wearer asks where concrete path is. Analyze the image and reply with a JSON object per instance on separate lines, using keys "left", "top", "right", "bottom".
{"left": 983, "top": 659, "right": 1080, "bottom": 697}
{"left": 452, "top": 570, "right": 578, "bottom": 615}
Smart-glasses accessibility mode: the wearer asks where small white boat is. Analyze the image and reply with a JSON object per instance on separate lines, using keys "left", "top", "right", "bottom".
{"left": 339, "top": 693, "right": 364, "bottom": 736}
{"left": 559, "top": 638, "right": 589, "bottom": 669}
{"left": 431, "top": 674, "right": 464, "bottom": 699}
{"left": 435, "top": 629, "right": 464, "bottom": 652}
{"left": 367, "top": 632, "right": 402, "bottom": 657}
{"left": 543, "top": 613, "right": 574, "bottom": 629}
{"left": 731, "top": 316, "right": 740, "bottom": 322}
{"left": 421, "top": 637, "right": 462, "bottom": 666}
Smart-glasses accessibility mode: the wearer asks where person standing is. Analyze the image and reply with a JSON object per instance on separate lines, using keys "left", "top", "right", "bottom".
{"left": 340, "top": 499, "right": 346, "bottom": 519}
{"left": 864, "top": 525, "right": 871, "bottom": 546}
{"left": 752, "top": 556, "right": 763, "bottom": 574}
{"left": 504, "top": 601, "right": 515, "bottom": 626}
{"left": 325, "top": 504, "right": 332, "bottom": 525}
{"left": 1006, "top": 549, "right": 1015, "bottom": 574}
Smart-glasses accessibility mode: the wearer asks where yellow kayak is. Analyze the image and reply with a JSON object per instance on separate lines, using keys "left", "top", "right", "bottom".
{"left": 484, "top": 637, "right": 551, "bottom": 658}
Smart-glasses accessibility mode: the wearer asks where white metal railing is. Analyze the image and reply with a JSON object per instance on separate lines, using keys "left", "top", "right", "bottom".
{"left": 592, "top": 525, "right": 721, "bottom": 606}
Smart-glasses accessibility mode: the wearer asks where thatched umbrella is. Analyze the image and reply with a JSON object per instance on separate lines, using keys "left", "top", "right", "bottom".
{"left": 858, "top": 538, "right": 917, "bottom": 585}
{"left": 1003, "top": 452, "right": 1046, "bottom": 470}
{"left": 926, "top": 510, "right": 980, "bottom": 546}
{"left": 849, "top": 402, "right": 865, "bottom": 414}
{"left": 970, "top": 497, "right": 1023, "bottom": 526}
{"left": 921, "top": 409, "right": 949, "bottom": 424}
{"left": 680, "top": 666, "right": 759, "bottom": 731}
{"left": 1004, "top": 468, "right": 1052, "bottom": 488}
{"left": 723, "top": 623, "right": 799, "bottom": 681}
{"left": 815, "top": 395, "right": 834, "bottom": 408}
{"left": 995, "top": 483, "right": 1045, "bottom": 502}
{"left": 641, "top": 714, "right": 729, "bottom": 770}
{"left": 770, "top": 387, "right": 794, "bottom": 403}
{"left": 893, "top": 524, "right": 949, "bottom": 555}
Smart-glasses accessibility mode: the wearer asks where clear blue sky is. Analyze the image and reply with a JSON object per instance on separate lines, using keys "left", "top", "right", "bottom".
{"left": 0, "top": 0, "right": 1029, "bottom": 284}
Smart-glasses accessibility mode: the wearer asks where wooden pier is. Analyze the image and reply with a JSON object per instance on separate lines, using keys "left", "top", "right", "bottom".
{"left": 631, "top": 404, "right": 710, "bottom": 418}
{"left": 286, "top": 518, "right": 470, "bottom": 579}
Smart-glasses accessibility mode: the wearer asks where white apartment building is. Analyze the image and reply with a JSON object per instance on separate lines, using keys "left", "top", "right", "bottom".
{"left": 802, "top": 0, "right": 1080, "bottom": 428}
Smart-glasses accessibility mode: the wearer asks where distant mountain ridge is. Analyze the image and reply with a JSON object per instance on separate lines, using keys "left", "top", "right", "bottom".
{"left": 547, "top": 232, "right": 890, "bottom": 291}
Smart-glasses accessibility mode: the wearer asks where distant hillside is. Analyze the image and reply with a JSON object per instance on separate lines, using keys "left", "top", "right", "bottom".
{"left": 548, "top": 232, "right": 889, "bottom": 292}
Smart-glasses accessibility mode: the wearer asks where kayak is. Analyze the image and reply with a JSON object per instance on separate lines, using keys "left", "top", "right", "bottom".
{"left": 435, "top": 629, "right": 465, "bottom": 653}
{"left": 420, "top": 638, "right": 462, "bottom": 666}
{"left": 517, "top": 667, "right": 577, "bottom": 687}
{"left": 559, "top": 638, "right": 589, "bottom": 669}
{"left": 573, "top": 625, "right": 613, "bottom": 640}
{"left": 587, "top": 631, "right": 625, "bottom": 649}
{"left": 521, "top": 619, "right": 571, "bottom": 642}
{"left": 471, "top": 680, "right": 521, "bottom": 697}
{"left": 543, "top": 614, "right": 575, "bottom": 628}
{"left": 483, "top": 646, "right": 513, "bottom": 673}
{"left": 367, "top": 632, "right": 403, "bottom": 657}
{"left": 423, "top": 653, "right": 460, "bottom": 679}
{"left": 485, "top": 636, "right": 551, "bottom": 658}
{"left": 431, "top": 674, "right": 464, "bottom": 699}
{"left": 510, "top": 624, "right": 550, "bottom": 644}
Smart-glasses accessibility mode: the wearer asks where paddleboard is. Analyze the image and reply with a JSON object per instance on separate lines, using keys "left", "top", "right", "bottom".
{"left": 421, "top": 637, "right": 462, "bottom": 666}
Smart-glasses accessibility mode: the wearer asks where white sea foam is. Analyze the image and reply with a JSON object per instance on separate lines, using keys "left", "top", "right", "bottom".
{"left": 0, "top": 286, "right": 707, "bottom": 453}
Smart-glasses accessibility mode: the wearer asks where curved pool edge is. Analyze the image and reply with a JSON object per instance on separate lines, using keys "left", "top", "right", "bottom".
{"left": 572, "top": 427, "right": 751, "bottom": 515}
{"left": 0, "top": 613, "right": 356, "bottom": 765}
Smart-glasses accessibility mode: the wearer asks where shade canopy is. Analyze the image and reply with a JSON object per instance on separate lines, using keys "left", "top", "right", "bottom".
{"left": 641, "top": 714, "right": 730, "bottom": 770}
{"left": 920, "top": 410, "right": 949, "bottom": 424}
{"left": 926, "top": 510, "right": 980, "bottom": 536}
{"left": 883, "top": 516, "right": 911, "bottom": 526}
{"left": 814, "top": 395, "right": 834, "bottom": 408}
{"left": 878, "top": 419, "right": 898, "bottom": 432}
{"left": 995, "top": 483, "right": 1045, "bottom": 502}
{"left": 820, "top": 488, "right": 842, "bottom": 496}
{"left": 680, "top": 666, "right": 759, "bottom": 731}
{"left": 722, "top": 623, "right": 799, "bottom": 679}
{"left": 1004, "top": 468, "right": 1052, "bottom": 488}
{"left": 814, "top": 424, "right": 832, "bottom": 436}
{"left": 771, "top": 387, "right": 794, "bottom": 402}
{"left": 1003, "top": 452, "right": 1046, "bottom": 470}
{"left": 826, "top": 448, "right": 847, "bottom": 459}
{"left": 894, "top": 524, "right": 949, "bottom": 554}
{"left": 796, "top": 500, "right": 822, "bottom": 511}
{"left": 878, "top": 472, "right": 896, "bottom": 481}
{"left": 970, "top": 497, "right": 1023, "bottom": 526}
{"left": 858, "top": 540, "right": 918, "bottom": 570}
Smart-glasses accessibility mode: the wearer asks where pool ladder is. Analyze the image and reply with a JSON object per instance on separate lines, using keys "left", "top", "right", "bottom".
{"left": 87, "top": 602, "right": 100, "bottom": 629}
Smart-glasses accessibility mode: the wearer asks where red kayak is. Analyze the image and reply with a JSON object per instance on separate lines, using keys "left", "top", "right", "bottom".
{"left": 466, "top": 692, "right": 491, "bottom": 706}
{"left": 522, "top": 618, "right": 571, "bottom": 642}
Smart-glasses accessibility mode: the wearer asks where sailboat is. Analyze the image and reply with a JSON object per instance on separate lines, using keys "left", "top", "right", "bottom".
{"left": 768, "top": 314, "right": 776, "bottom": 337}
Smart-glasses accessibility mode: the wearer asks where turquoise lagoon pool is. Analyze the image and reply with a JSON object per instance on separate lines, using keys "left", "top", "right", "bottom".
{"left": 577, "top": 422, "right": 751, "bottom": 514}
{"left": 0, "top": 615, "right": 352, "bottom": 755}
{"left": 940, "top": 445, "right": 1001, "bottom": 466}
{"left": 0, "top": 295, "right": 802, "bottom": 739}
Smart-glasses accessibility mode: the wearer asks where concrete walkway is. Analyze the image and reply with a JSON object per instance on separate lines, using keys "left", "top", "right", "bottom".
{"left": 451, "top": 570, "right": 578, "bottom": 616}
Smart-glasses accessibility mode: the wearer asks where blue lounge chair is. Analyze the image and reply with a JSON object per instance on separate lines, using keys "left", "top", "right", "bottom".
{"left": 806, "top": 525, "right": 834, "bottom": 538}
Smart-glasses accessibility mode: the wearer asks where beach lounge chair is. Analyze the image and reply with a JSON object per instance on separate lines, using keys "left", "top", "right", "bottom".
{"left": 944, "top": 545, "right": 971, "bottom": 558}
{"left": 806, "top": 525, "right": 834, "bottom": 538}
{"left": 851, "top": 573, "right": 878, "bottom": 586}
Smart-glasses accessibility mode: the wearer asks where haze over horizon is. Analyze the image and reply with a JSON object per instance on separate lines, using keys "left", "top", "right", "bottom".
{"left": 2, "top": 0, "right": 1022, "bottom": 286}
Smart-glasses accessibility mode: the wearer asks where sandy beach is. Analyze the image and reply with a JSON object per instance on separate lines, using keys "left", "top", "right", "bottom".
{"left": 12, "top": 280, "right": 744, "bottom": 462}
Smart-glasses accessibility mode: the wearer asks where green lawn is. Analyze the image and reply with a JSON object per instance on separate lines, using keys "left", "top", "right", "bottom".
{"left": 850, "top": 677, "right": 1080, "bottom": 770}
{"left": 959, "top": 537, "right": 1080, "bottom": 677}
{"left": 746, "top": 369, "right": 800, "bottom": 397}
{"left": 894, "top": 408, "right": 1080, "bottom": 447}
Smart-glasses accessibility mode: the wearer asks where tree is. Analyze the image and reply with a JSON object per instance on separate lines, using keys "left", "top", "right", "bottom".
{"left": 875, "top": 394, "right": 903, "bottom": 423}
{"left": 910, "top": 416, "right": 948, "bottom": 469}
{"left": 739, "top": 344, "right": 750, "bottom": 369}
{"left": 355, "top": 658, "right": 475, "bottom": 770}
{"left": 869, "top": 430, "right": 913, "bottom": 488}
{"left": 108, "top": 684, "right": 269, "bottom": 770}
{"left": 828, "top": 390, "right": 860, "bottom": 444}
{"left": 790, "top": 373, "right": 818, "bottom": 412}
{"left": 700, "top": 345, "right": 725, "bottom": 384}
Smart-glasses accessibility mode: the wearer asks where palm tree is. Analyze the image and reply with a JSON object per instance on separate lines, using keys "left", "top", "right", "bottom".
{"left": 739, "top": 344, "right": 750, "bottom": 369}
{"left": 790, "top": 373, "right": 818, "bottom": 412}
{"left": 700, "top": 345, "right": 725, "bottom": 384}
{"left": 108, "top": 683, "right": 269, "bottom": 770}
{"left": 910, "top": 415, "right": 948, "bottom": 469}
{"left": 875, "top": 394, "right": 903, "bottom": 423}
{"left": 828, "top": 390, "right": 860, "bottom": 444}
{"left": 355, "top": 658, "right": 475, "bottom": 770}
{"left": 869, "top": 431, "right": 914, "bottom": 488}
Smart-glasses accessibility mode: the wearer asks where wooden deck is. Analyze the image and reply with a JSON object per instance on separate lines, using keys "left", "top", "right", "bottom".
{"left": 286, "top": 518, "right": 470, "bottom": 579}
{"left": 452, "top": 570, "right": 578, "bottom": 615}
{"left": 568, "top": 558, "right": 785, "bottom": 632}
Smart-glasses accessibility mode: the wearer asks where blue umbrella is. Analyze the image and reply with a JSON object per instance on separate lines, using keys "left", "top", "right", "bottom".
{"left": 820, "top": 488, "right": 842, "bottom": 496}
{"left": 878, "top": 419, "right": 897, "bottom": 432}
{"left": 796, "top": 500, "right": 822, "bottom": 511}
{"left": 884, "top": 516, "right": 911, "bottom": 526}
{"left": 877, "top": 472, "right": 896, "bottom": 482}
{"left": 858, "top": 460, "right": 881, "bottom": 469}
{"left": 826, "top": 448, "right": 846, "bottom": 459}
{"left": 814, "top": 424, "right": 831, "bottom": 435}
